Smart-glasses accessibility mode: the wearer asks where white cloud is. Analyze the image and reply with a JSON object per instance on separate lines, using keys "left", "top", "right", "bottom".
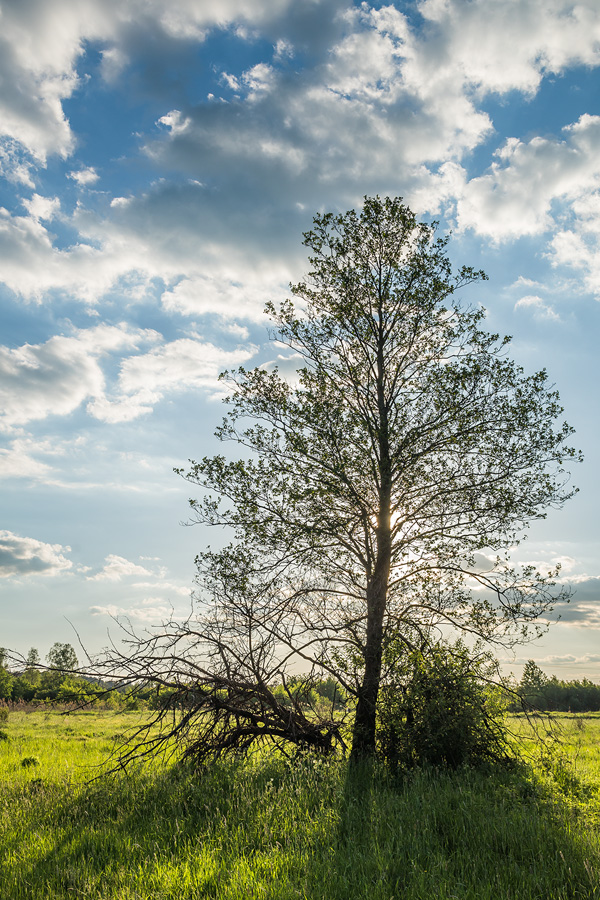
{"left": 0, "top": 0, "right": 596, "bottom": 189}
{"left": 87, "top": 554, "right": 153, "bottom": 582}
{"left": 2, "top": 1, "right": 599, "bottom": 316}
{"left": 160, "top": 274, "right": 282, "bottom": 322}
{"left": 22, "top": 193, "right": 60, "bottom": 221}
{"left": 274, "top": 38, "right": 293, "bottom": 60}
{"left": 68, "top": 166, "right": 99, "bottom": 186}
{"left": 550, "top": 190, "right": 600, "bottom": 295}
{"left": 414, "top": 0, "right": 600, "bottom": 99}
{"left": 90, "top": 338, "right": 256, "bottom": 422}
{"left": 0, "top": 317, "right": 255, "bottom": 431}
{"left": 0, "top": 177, "right": 295, "bottom": 308}
{"left": 90, "top": 604, "right": 173, "bottom": 623}
{"left": 0, "top": 324, "right": 159, "bottom": 429}
{"left": 534, "top": 574, "right": 600, "bottom": 628}
{"left": 0, "top": 437, "right": 56, "bottom": 481}
{"left": 457, "top": 115, "right": 600, "bottom": 241}
{"left": 89, "top": 602, "right": 174, "bottom": 621}
{"left": 511, "top": 276, "right": 544, "bottom": 291}
{"left": 242, "top": 62, "right": 275, "bottom": 98}
{"left": 144, "top": 5, "right": 490, "bottom": 202}
{"left": 514, "top": 653, "right": 600, "bottom": 667}
{"left": 0, "top": 530, "right": 73, "bottom": 577}
{"left": 157, "top": 110, "right": 191, "bottom": 135}
{"left": 0, "top": 205, "right": 133, "bottom": 303}
{"left": 0, "top": 0, "right": 300, "bottom": 170}
{"left": 0, "top": 139, "right": 36, "bottom": 187}
{"left": 131, "top": 581, "right": 190, "bottom": 596}
{"left": 514, "top": 295, "right": 560, "bottom": 321}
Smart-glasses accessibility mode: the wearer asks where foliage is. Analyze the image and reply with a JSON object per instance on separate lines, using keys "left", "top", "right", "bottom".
{"left": 46, "top": 642, "right": 78, "bottom": 674}
{"left": 513, "top": 661, "right": 600, "bottom": 712}
{"left": 518, "top": 659, "right": 548, "bottom": 708}
{"left": 0, "top": 663, "right": 13, "bottom": 701}
{"left": 2, "top": 644, "right": 150, "bottom": 708}
{"left": 377, "top": 640, "right": 513, "bottom": 770}
{"left": 85, "top": 196, "right": 578, "bottom": 764}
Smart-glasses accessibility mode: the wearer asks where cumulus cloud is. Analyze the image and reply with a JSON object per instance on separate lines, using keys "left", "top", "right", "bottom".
{"left": 0, "top": 324, "right": 158, "bottom": 429}
{"left": 68, "top": 166, "right": 99, "bottom": 186}
{"left": 0, "top": 437, "right": 58, "bottom": 481}
{"left": 89, "top": 337, "right": 256, "bottom": 422}
{"left": 514, "top": 295, "right": 560, "bottom": 321}
{"left": 0, "top": 322, "right": 254, "bottom": 428}
{"left": 0, "top": 205, "right": 135, "bottom": 303}
{"left": 87, "top": 554, "right": 153, "bottom": 582}
{"left": 549, "top": 190, "right": 600, "bottom": 295}
{"left": 537, "top": 653, "right": 600, "bottom": 666}
{"left": 547, "top": 575, "right": 600, "bottom": 627}
{"left": 160, "top": 274, "right": 281, "bottom": 322}
{"left": 2, "top": 1, "right": 599, "bottom": 312}
{"left": 0, "top": 530, "right": 73, "bottom": 577}
{"left": 0, "top": 177, "right": 297, "bottom": 308}
{"left": 132, "top": 581, "right": 190, "bottom": 596}
{"left": 22, "top": 193, "right": 60, "bottom": 221}
{"left": 414, "top": 0, "right": 600, "bottom": 98}
{"left": 0, "top": 0, "right": 300, "bottom": 170}
{"left": 144, "top": 6, "right": 489, "bottom": 210}
{"left": 457, "top": 116, "right": 600, "bottom": 241}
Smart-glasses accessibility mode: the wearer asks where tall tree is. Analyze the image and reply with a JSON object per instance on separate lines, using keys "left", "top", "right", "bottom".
{"left": 102, "top": 197, "right": 579, "bottom": 763}
{"left": 176, "top": 196, "right": 578, "bottom": 760}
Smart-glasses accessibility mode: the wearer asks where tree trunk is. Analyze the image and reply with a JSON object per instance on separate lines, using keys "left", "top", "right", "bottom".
{"left": 350, "top": 574, "right": 387, "bottom": 759}
{"left": 350, "top": 298, "right": 394, "bottom": 760}
{"left": 350, "top": 516, "right": 392, "bottom": 759}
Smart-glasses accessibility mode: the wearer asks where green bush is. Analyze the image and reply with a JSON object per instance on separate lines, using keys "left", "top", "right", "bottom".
{"left": 377, "top": 640, "right": 513, "bottom": 771}
{"left": 0, "top": 707, "right": 8, "bottom": 724}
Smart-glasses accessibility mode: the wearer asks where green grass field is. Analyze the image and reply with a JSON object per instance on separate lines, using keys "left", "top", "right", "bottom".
{"left": 2, "top": 707, "right": 600, "bottom": 899}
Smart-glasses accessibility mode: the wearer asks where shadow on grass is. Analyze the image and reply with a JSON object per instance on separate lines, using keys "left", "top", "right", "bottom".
{"left": 4, "top": 756, "right": 600, "bottom": 899}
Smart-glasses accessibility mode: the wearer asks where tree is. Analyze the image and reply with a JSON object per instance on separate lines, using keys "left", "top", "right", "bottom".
{"left": 25, "top": 647, "right": 41, "bottom": 671}
{"left": 46, "top": 643, "right": 78, "bottom": 674}
{"left": 12, "top": 647, "right": 41, "bottom": 701}
{"left": 0, "top": 649, "right": 13, "bottom": 702}
{"left": 40, "top": 643, "right": 79, "bottom": 696}
{"left": 519, "top": 659, "right": 549, "bottom": 709}
{"left": 101, "top": 197, "right": 578, "bottom": 764}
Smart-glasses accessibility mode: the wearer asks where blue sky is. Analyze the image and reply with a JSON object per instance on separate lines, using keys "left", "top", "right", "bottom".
{"left": 2, "top": 0, "right": 600, "bottom": 679}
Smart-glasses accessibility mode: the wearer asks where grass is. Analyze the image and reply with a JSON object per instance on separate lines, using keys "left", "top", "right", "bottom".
{"left": 1, "top": 708, "right": 600, "bottom": 898}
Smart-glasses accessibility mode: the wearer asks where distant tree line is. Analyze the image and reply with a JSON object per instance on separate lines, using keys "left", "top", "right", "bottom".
{"left": 0, "top": 645, "right": 347, "bottom": 713}
{"left": 0, "top": 644, "right": 145, "bottom": 708}
{"left": 514, "top": 660, "right": 600, "bottom": 712}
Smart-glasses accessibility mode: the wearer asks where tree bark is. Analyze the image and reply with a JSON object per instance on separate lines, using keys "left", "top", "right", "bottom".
{"left": 350, "top": 554, "right": 389, "bottom": 759}
{"left": 350, "top": 306, "right": 392, "bottom": 760}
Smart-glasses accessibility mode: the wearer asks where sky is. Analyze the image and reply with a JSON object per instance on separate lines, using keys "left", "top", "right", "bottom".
{"left": 1, "top": 0, "right": 600, "bottom": 680}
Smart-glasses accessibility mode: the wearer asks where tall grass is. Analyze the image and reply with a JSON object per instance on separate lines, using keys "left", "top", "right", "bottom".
{"left": 1, "top": 709, "right": 600, "bottom": 899}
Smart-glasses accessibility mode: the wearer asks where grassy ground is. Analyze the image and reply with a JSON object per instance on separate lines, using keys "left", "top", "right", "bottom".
{"left": 1, "top": 708, "right": 600, "bottom": 899}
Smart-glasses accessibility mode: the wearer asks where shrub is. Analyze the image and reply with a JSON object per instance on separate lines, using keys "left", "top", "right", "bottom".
{"left": 377, "top": 640, "right": 513, "bottom": 772}
{"left": 21, "top": 756, "right": 40, "bottom": 768}
{"left": 0, "top": 729, "right": 9, "bottom": 741}
{"left": 0, "top": 707, "right": 8, "bottom": 724}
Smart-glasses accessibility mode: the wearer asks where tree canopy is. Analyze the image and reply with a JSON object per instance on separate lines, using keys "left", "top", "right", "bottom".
{"left": 95, "top": 197, "right": 580, "bottom": 763}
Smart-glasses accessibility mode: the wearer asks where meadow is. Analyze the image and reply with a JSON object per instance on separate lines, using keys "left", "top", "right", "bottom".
{"left": 2, "top": 707, "right": 600, "bottom": 899}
